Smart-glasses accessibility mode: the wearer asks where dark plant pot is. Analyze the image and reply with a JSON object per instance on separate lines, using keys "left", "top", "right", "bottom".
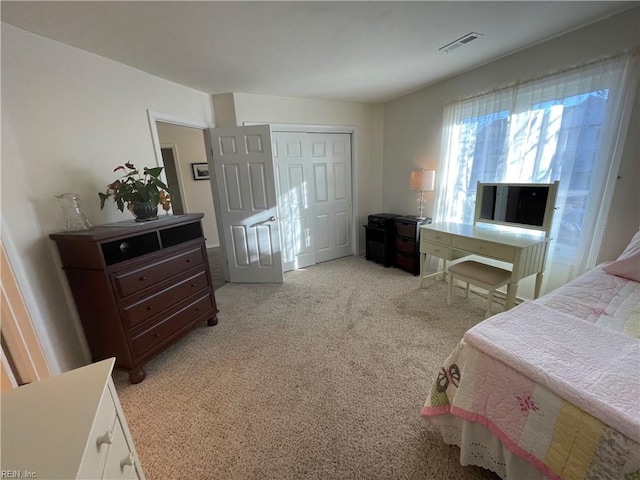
{"left": 132, "top": 202, "right": 158, "bottom": 222}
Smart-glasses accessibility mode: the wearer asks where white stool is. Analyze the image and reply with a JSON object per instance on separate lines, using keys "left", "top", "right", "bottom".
{"left": 447, "top": 260, "right": 511, "bottom": 317}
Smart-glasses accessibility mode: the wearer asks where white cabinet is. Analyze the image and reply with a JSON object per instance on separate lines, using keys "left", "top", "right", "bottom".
{"left": 1, "top": 358, "right": 144, "bottom": 479}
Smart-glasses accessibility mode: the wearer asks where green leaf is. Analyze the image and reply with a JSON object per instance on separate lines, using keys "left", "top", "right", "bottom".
{"left": 144, "top": 167, "right": 163, "bottom": 178}
{"left": 98, "top": 192, "right": 110, "bottom": 209}
{"left": 150, "top": 176, "right": 170, "bottom": 193}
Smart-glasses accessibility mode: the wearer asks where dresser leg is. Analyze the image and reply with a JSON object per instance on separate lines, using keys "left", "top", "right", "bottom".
{"left": 207, "top": 315, "right": 218, "bottom": 326}
{"left": 128, "top": 368, "right": 146, "bottom": 384}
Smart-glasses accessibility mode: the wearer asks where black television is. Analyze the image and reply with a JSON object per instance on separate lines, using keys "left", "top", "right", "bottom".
{"left": 474, "top": 181, "right": 559, "bottom": 235}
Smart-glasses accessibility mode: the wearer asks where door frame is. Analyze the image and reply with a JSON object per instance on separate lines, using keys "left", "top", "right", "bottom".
{"left": 1, "top": 232, "right": 52, "bottom": 388}
{"left": 147, "top": 109, "right": 214, "bottom": 170}
{"left": 244, "top": 122, "right": 360, "bottom": 258}
{"left": 159, "top": 143, "right": 190, "bottom": 213}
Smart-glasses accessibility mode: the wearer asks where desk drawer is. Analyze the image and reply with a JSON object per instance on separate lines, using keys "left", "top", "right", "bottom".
{"left": 452, "top": 236, "right": 515, "bottom": 262}
{"left": 421, "top": 241, "right": 453, "bottom": 260}
{"left": 422, "top": 229, "right": 452, "bottom": 245}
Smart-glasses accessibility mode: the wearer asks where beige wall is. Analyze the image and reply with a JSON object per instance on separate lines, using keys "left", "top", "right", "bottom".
{"left": 383, "top": 8, "right": 640, "bottom": 261}
{"left": 4, "top": 9, "right": 637, "bottom": 373}
{"left": 1, "top": 24, "right": 215, "bottom": 373}
{"left": 156, "top": 122, "right": 219, "bottom": 247}
{"left": 228, "top": 92, "right": 384, "bottom": 252}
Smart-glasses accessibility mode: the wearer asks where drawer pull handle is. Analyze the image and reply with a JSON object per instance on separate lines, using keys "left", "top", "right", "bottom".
{"left": 120, "top": 453, "right": 135, "bottom": 469}
{"left": 190, "top": 283, "right": 197, "bottom": 288}
{"left": 186, "top": 259, "right": 192, "bottom": 263}
{"left": 139, "top": 276, "right": 147, "bottom": 281}
{"left": 147, "top": 306, "right": 154, "bottom": 311}
{"left": 97, "top": 430, "right": 113, "bottom": 447}
{"left": 153, "top": 333, "right": 160, "bottom": 338}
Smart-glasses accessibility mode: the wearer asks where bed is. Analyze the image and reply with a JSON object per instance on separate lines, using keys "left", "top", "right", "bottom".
{"left": 421, "top": 232, "right": 640, "bottom": 480}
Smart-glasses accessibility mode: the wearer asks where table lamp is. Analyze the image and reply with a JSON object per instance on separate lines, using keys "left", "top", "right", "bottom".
{"left": 409, "top": 169, "right": 436, "bottom": 220}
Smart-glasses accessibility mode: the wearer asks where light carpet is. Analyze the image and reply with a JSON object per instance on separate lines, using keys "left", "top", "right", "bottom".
{"left": 114, "top": 255, "right": 501, "bottom": 480}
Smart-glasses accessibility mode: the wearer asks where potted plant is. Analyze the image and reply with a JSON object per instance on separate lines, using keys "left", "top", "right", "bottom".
{"left": 99, "top": 162, "right": 171, "bottom": 222}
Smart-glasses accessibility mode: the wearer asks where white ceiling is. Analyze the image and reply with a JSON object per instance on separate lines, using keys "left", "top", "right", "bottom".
{"left": 2, "top": 1, "right": 636, "bottom": 103}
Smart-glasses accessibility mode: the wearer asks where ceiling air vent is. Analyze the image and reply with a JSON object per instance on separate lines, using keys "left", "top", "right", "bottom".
{"left": 439, "top": 32, "right": 483, "bottom": 53}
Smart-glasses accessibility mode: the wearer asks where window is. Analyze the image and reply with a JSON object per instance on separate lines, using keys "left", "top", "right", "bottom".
{"left": 436, "top": 53, "right": 637, "bottom": 292}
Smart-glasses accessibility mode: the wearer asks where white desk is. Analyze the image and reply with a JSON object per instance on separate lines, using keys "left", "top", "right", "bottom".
{"left": 419, "top": 222, "right": 550, "bottom": 309}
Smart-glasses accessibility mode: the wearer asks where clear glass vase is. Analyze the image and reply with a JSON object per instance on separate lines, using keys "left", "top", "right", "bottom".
{"left": 55, "top": 193, "right": 93, "bottom": 231}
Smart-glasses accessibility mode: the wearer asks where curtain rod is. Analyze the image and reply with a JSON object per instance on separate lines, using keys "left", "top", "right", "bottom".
{"left": 445, "top": 45, "right": 639, "bottom": 106}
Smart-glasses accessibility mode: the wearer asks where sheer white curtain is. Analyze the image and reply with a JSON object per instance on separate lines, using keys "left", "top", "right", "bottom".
{"left": 436, "top": 52, "right": 639, "bottom": 293}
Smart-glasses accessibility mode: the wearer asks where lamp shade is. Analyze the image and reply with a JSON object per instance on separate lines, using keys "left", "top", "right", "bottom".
{"left": 409, "top": 170, "right": 436, "bottom": 191}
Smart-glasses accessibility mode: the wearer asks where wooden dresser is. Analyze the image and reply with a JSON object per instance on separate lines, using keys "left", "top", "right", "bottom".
{"left": 50, "top": 214, "right": 218, "bottom": 384}
{"left": 1, "top": 358, "right": 144, "bottom": 479}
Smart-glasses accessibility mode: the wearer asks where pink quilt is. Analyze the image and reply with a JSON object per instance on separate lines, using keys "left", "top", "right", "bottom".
{"left": 422, "top": 267, "right": 640, "bottom": 480}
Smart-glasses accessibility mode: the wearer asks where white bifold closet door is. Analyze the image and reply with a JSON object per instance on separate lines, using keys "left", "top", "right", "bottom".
{"left": 273, "top": 132, "right": 352, "bottom": 273}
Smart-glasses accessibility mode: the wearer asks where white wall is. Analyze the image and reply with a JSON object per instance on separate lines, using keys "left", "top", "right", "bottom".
{"left": 156, "top": 122, "right": 219, "bottom": 247}
{"left": 383, "top": 7, "right": 640, "bottom": 261}
{"left": 1, "top": 24, "right": 215, "bottom": 373}
{"left": 229, "top": 92, "right": 384, "bottom": 252}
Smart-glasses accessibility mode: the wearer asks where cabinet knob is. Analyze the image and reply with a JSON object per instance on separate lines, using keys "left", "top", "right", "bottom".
{"left": 139, "top": 276, "right": 147, "bottom": 281}
{"left": 120, "top": 453, "right": 135, "bottom": 468}
{"left": 195, "top": 307, "right": 201, "bottom": 312}
{"left": 147, "top": 305, "right": 154, "bottom": 311}
{"left": 190, "top": 283, "right": 197, "bottom": 288}
{"left": 186, "top": 258, "right": 192, "bottom": 263}
{"left": 97, "top": 430, "right": 113, "bottom": 447}
{"left": 153, "top": 332, "right": 160, "bottom": 338}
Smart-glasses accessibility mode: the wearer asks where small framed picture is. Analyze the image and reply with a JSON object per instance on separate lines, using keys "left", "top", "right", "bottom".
{"left": 191, "top": 163, "right": 210, "bottom": 181}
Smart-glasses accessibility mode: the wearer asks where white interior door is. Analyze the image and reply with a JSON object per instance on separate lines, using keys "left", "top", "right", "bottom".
{"left": 310, "top": 133, "right": 352, "bottom": 263}
{"left": 273, "top": 133, "right": 315, "bottom": 272}
{"left": 208, "top": 125, "right": 283, "bottom": 283}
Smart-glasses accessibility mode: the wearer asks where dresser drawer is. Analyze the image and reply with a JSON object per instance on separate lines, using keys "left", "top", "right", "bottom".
{"left": 112, "top": 247, "right": 205, "bottom": 299}
{"left": 131, "top": 293, "right": 213, "bottom": 358}
{"left": 422, "top": 229, "right": 452, "bottom": 245}
{"left": 78, "top": 387, "right": 117, "bottom": 479}
{"left": 395, "top": 220, "right": 416, "bottom": 239}
{"left": 394, "top": 252, "right": 415, "bottom": 271}
{"left": 452, "top": 236, "right": 515, "bottom": 261}
{"left": 395, "top": 236, "right": 416, "bottom": 255}
{"left": 102, "top": 418, "right": 138, "bottom": 480}
{"left": 121, "top": 269, "right": 210, "bottom": 330}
